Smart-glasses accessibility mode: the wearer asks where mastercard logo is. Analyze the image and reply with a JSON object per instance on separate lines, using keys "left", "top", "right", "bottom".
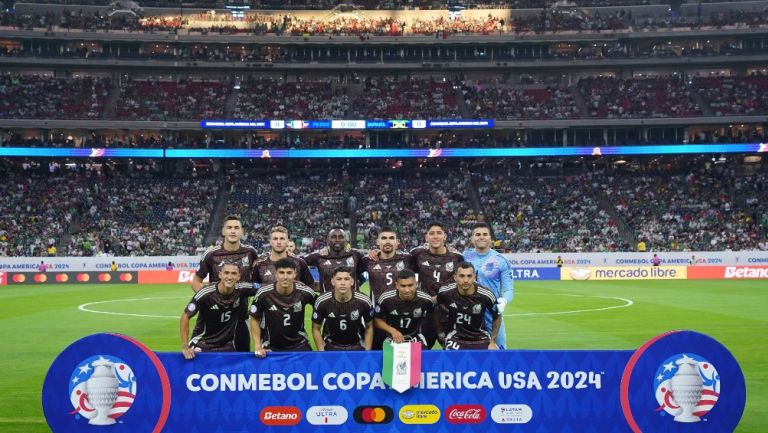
{"left": 353, "top": 406, "right": 394, "bottom": 424}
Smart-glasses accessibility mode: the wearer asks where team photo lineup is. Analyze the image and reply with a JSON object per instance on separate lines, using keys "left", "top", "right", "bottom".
{"left": 182, "top": 216, "right": 514, "bottom": 356}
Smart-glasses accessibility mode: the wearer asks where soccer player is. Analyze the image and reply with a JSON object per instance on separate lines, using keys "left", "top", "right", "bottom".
{"left": 374, "top": 269, "right": 435, "bottom": 349}
{"left": 249, "top": 258, "right": 316, "bottom": 357}
{"left": 304, "top": 227, "right": 366, "bottom": 293}
{"left": 286, "top": 240, "right": 297, "bottom": 255}
{"left": 361, "top": 227, "right": 415, "bottom": 304}
{"left": 435, "top": 262, "right": 501, "bottom": 351}
{"left": 312, "top": 267, "right": 374, "bottom": 351}
{"left": 192, "top": 215, "right": 259, "bottom": 352}
{"left": 180, "top": 261, "right": 256, "bottom": 359}
{"left": 361, "top": 227, "right": 415, "bottom": 349}
{"left": 463, "top": 222, "right": 513, "bottom": 349}
{"left": 253, "top": 225, "right": 314, "bottom": 288}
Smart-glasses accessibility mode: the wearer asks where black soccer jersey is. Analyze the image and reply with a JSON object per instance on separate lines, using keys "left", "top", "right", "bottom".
{"left": 304, "top": 247, "right": 366, "bottom": 293}
{"left": 249, "top": 281, "right": 316, "bottom": 350}
{"left": 185, "top": 282, "right": 257, "bottom": 351}
{"left": 436, "top": 283, "right": 498, "bottom": 343}
{"left": 253, "top": 253, "right": 315, "bottom": 288}
{"left": 361, "top": 251, "right": 415, "bottom": 304}
{"left": 312, "top": 292, "right": 373, "bottom": 347}
{"left": 374, "top": 289, "right": 434, "bottom": 338}
{"left": 195, "top": 244, "right": 259, "bottom": 283}
{"left": 410, "top": 247, "right": 464, "bottom": 297}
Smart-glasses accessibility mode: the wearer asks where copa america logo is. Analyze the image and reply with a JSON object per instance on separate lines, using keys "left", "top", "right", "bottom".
{"left": 68, "top": 355, "right": 137, "bottom": 425}
{"left": 653, "top": 353, "right": 720, "bottom": 423}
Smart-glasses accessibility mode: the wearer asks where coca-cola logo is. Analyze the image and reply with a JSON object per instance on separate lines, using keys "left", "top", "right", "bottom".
{"left": 446, "top": 405, "right": 486, "bottom": 424}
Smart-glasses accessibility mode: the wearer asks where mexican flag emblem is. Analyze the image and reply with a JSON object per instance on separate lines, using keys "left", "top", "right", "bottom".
{"left": 382, "top": 342, "right": 422, "bottom": 393}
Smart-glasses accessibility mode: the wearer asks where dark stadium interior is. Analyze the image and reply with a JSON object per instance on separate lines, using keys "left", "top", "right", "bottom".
{"left": 0, "top": 0, "right": 766, "bottom": 259}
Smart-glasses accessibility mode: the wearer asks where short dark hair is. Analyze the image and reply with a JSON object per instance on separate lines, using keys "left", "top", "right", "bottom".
{"left": 378, "top": 226, "right": 397, "bottom": 237}
{"left": 471, "top": 222, "right": 491, "bottom": 233}
{"left": 223, "top": 215, "right": 242, "bottom": 226}
{"left": 456, "top": 261, "right": 475, "bottom": 272}
{"left": 274, "top": 257, "right": 297, "bottom": 271}
{"left": 426, "top": 221, "right": 446, "bottom": 233}
{"left": 332, "top": 266, "right": 353, "bottom": 277}
{"left": 396, "top": 269, "right": 416, "bottom": 281}
{"left": 218, "top": 259, "right": 243, "bottom": 273}
{"left": 328, "top": 226, "right": 346, "bottom": 237}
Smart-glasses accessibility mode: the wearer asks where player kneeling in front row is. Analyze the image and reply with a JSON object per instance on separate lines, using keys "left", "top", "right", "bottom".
{"left": 435, "top": 262, "right": 501, "bottom": 350}
{"left": 180, "top": 261, "right": 257, "bottom": 359}
{"left": 312, "top": 266, "right": 374, "bottom": 351}
{"left": 249, "top": 258, "right": 317, "bottom": 358}
{"left": 374, "top": 269, "right": 435, "bottom": 349}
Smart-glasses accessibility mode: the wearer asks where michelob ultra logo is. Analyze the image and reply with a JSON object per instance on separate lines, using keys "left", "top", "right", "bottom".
{"left": 306, "top": 405, "right": 348, "bottom": 425}
{"left": 399, "top": 404, "right": 441, "bottom": 424}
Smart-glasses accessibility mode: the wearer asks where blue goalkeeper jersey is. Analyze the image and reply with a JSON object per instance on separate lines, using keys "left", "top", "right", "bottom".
{"left": 462, "top": 248, "right": 514, "bottom": 303}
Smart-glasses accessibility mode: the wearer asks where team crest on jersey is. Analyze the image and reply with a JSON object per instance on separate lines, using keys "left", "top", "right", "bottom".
{"left": 351, "top": 310, "right": 360, "bottom": 320}
{"left": 346, "top": 257, "right": 355, "bottom": 267}
{"left": 293, "top": 302, "right": 302, "bottom": 312}
{"left": 233, "top": 298, "right": 240, "bottom": 308}
{"left": 413, "top": 308, "right": 423, "bottom": 318}
{"left": 241, "top": 257, "right": 250, "bottom": 268}
{"left": 69, "top": 355, "right": 137, "bottom": 425}
{"left": 472, "top": 304, "right": 482, "bottom": 314}
{"left": 445, "top": 262, "right": 454, "bottom": 272}
{"left": 654, "top": 353, "right": 720, "bottom": 423}
{"left": 396, "top": 261, "right": 405, "bottom": 271}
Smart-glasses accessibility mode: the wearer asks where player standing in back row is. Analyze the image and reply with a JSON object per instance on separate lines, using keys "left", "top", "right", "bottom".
{"left": 192, "top": 215, "right": 259, "bottom": 352}
{"left": 304, "top": 227, "right": 366, "bottom": 293}
{"left": 253, "top": 225, "right": 314, "bottom": 288}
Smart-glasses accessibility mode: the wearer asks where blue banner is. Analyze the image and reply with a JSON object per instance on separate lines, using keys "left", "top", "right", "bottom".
{"left": 509, "top": 267, "right": 561, "bottom": 280}
{"left": 42, "top": 331, "right": 745, "bottom": 433}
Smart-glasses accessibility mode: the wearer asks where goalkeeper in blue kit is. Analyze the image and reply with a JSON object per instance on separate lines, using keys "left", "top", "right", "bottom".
{"left": 462, "top": 222, "right": 514, "bottom": 349}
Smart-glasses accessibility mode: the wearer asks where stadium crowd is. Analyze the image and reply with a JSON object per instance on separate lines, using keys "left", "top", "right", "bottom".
{"left": 114, "top": 78, "right": 228, "bottom": 121}
{"left": 67, "top": 176, "right": 218, "bottom": 256}
{"left": 0, "top": 74, "right": 109, "bottom": 120}
{"left": 228, "top": 172, "right": 349, "bottom": 253}
{"left": 354, "top": 171, "right": 477, "bottom": 249}
{"left": 476, "top": 171, "right": 628, "bottom": 252}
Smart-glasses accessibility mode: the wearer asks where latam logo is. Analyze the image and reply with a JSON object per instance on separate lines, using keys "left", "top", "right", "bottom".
{"left": 398, "top": 404, "right": 441, "bottom": 424}
{"left": 446, "top": 404, "right": 486, "bottom": 424}
{"left": 306, "top": 406, "right": 348, "bottom": 425}
{"left": 260, "top": 406, "right": 301, "bottom": 426}
{"left": 725, "top": 266, "right": 768, "bottom": 279}
{"left": 490, "top": 404, "right": 533, "bottom": 424}
{"left": 353, "top": 406, "right": 394, "bottom": 424}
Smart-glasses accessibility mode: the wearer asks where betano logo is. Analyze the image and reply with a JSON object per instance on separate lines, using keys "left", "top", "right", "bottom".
{"left": 260, "top": 406, "right": 301, "bottom": 426}
{"left": 398, "top": 404, "right": 441, "bottom": 424}
{"left": 306, "top": 405, "right": 348, "bottom": 425}
{"left": 353, "top": 406, "right": 393, "bottom": 424}
{"left": 446, "top": 404, "right": 486, "bottom": 424}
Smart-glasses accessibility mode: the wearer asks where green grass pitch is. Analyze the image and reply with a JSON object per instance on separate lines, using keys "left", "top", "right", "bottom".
{"left": 1, "top": 280, "right": 765, "bottom": 432}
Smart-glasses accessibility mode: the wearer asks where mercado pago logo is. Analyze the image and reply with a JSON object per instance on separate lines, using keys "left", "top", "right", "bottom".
{"left": 653, "top": 353, "right": 720, "bottom": 423}
{"left": 68, "top": 355, "right": 137, "bottom": 425}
